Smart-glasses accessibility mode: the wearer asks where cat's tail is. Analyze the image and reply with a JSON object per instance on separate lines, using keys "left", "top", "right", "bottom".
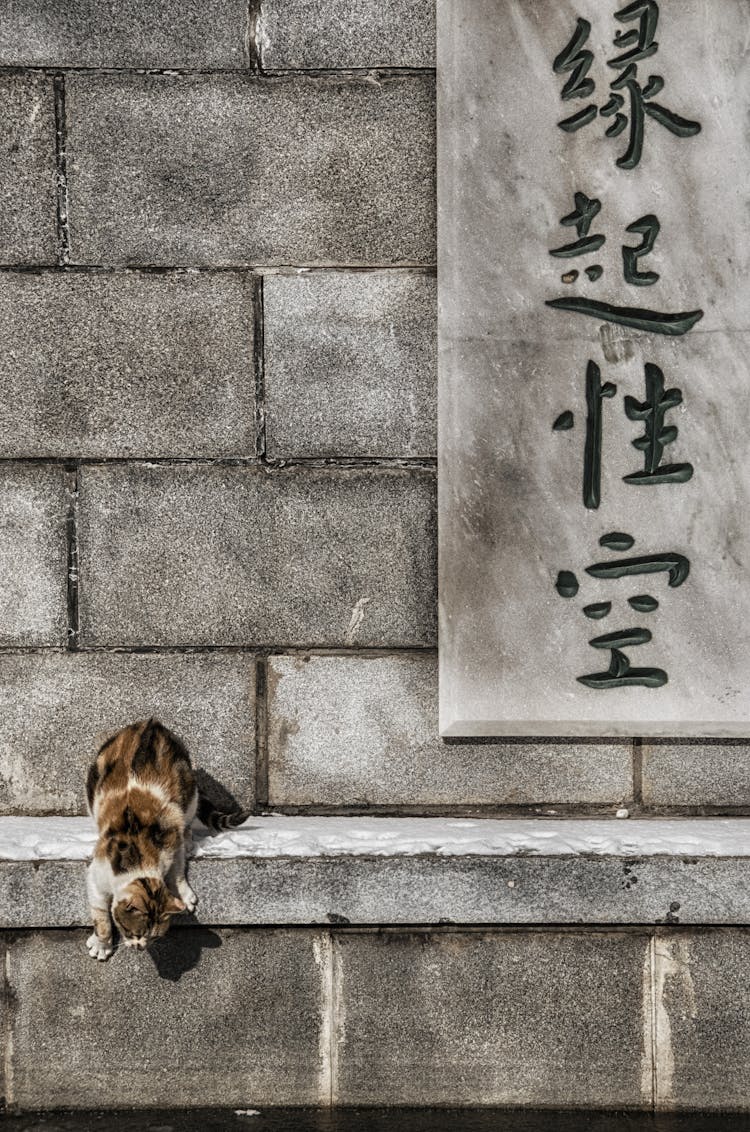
{"left": 197, "top": 794, "right": 251, "bottom": 833}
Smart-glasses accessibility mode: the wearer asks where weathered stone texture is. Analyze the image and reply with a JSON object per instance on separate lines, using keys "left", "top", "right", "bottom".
{"left": 66, "top": 74, "right": 436, "bottom": 266}
{"left": 655, "top": 931, "right": 750, "bottom": 1109}
{"left": 0, "top": 0, "right": 248, "bottom": 68}
{"left": 333, "top": 930, "right": 651, "bottom": 1106}
{"left": 267, "top": 654, "right": 632, "bottom": 805}
{"left": 260, "top": 0, "right": 436, "bottom": 70}
{"left": 0, "top": 75, "right": 56, "bottom": 264}
{"left": 78, "top": 465, "right": 436, "bottom": 647}
{"left": 0, "top": 272, "right": 255, "bottom": 459}
{"left": 0, "top": 466, "right": 68, "bottom": 646}
{"left": 643, "top": 743, "right": 750, "bottom": 807}
{"left": 264, "top": 272, "right": 436, "bottom": 458}
{"left": 0, "top": 651, "right": 256, "bottom": 815}
{"left": 8, "top": 929, "right": 327, "bottom": 1108}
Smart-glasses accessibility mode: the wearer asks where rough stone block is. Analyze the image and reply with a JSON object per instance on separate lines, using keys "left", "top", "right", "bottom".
{"left": 0, "top": 75, "right": 56, "bottom": 263}
{"left": 0, "top": 0, "right": 248, "bottom": 68}
{"left": 0, "top": 651, "right": 256, "bottom": 814}
{"left": 0, "top": 466, "right": 68, "bottom": 646}
{"left": 333, "top": 930, "right": 651, "bottom": 1106}
{"left": 655, "top": 930, "right": 750, "bottom": 1109}
{"left": 8, "top": 929, "right": 328, "bottom": 1108}
{"left": 78, "top": 465, "right": 435, "bottom": 647}
{"left": 0, "top": 271, "right": 254, "bottom": 458}
{"left": 643, "top": 743, "right": 750, "bottom": 807}
{"left": 264, "top": 272, "right": 436, "bottom": 458}
{"left": 267, "top": 654, "right": 633, "bottom": 805}
{"left": 260, "top": 0, "right": 436, "bottom": 70}
{"left": 66, "top": 74, "right": 435, "bottom": 266}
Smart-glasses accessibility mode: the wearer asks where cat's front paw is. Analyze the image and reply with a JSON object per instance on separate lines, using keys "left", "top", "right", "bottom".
{"left": 86, "top": 932, "right": 114, "bottom": 961}
{"left": 177, "top": 882, "right": 198, "bottom": 913}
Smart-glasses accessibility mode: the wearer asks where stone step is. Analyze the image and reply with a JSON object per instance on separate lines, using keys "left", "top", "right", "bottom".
{"left": 2, "top": 815, "right": 749, "bottom": 927}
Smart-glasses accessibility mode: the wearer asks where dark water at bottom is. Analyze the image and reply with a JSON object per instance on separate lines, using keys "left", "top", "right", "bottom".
{"left": 5, "top": 1110, "right": 750, "bottom": 1132}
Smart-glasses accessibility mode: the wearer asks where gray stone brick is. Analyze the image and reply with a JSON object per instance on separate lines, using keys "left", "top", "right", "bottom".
{"left": 0, "top": 466, "right": 68, "bottom": 646}
{"left": 0, "top": 651, "right": 256, "bottom": 815}
{"left": 0, "top": 75, "right": 56, "bottom": 264}
{"left": 260, "top": 0, "right": 436, "bottom": 70}
{"left": 333, "top": 930, "right": 651, "bottom": 1106}
{"left": 0, "top": 0, "right": 248, "bottom": 69}
{"left": 655, "top": 930, "right": 750, "bottom": 1109}
{"left": 643, "top": 743, "right": 750, "bottom": 807}
{"left": 78, "top": 465, "right": 435, "bottom": 647}
{"left": 264, "top": 272, "right": 436, "bottom": 458}
{"left": 267, "top": 654, "right": 633, "bottom": 805}
{"left": 0, "top": 271, "right": 254, "bottom": 459}
{"left": 66, "top": 74, "right": 435, "bottom": 266}
{"left": 9, "top": 929, "right": 327, "bottom": 1107}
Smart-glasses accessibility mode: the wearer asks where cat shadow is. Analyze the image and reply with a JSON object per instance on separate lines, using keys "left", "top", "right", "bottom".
{"left": 147, "top": 922, "right": 222, "bottom": 983}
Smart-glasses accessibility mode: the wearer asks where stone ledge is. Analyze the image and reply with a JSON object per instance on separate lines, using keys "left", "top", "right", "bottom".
{"left": 1, "top": 816, "right": 748, "bottom": 928}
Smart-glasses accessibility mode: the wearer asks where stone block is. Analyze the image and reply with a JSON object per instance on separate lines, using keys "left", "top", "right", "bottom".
{"left": 0, "top": 0, "right": 248, "bottom": 68}
{"left": 264, "top": 271, "right": 436, "bottom": 458}
{"left": 0, "top": 271, "right": 254, "bottom": 458}
{"left": 333, "top": 930, "right": 651, "bottom": 1106}
{"left": 8, "top": 929, "right": 328, "bottom": 1108}
{"left": 260, "top": 0, "right": 436, "bottom": 70}
{"left": 643, "top": 743, "right": 750, "bottom": 807}
{"left": 267, "top": 654, "right": 632, "bottom": 805}
{"left": 0, "top": 465, "right": 68, "bottom": 646}
{"left": 0, "top": 651, "right": 256, "bottom": 814}
{"left": 66, "top": 74, "right": 435, "bottom": 266}
{"left": 0, "top": 74, "right": 56, "bottom": 264}
{"left": 78, "top": 465, "right": 436, "bottom": 647}
{"left": 654, "top": 930, "right": 750, "bottom": 1109}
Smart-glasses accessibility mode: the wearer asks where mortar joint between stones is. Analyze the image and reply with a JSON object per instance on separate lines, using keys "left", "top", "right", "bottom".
{"left": 52, "top": 72, "right": 71, "bottom": 266}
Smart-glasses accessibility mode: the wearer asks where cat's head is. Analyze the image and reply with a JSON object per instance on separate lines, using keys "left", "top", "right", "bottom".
{"left": 112, "top": 878, "right": 185, "bottom": 949}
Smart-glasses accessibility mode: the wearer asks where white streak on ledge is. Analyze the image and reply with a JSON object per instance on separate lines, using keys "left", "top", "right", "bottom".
{"left": 0, "top": 816, "right": 748, "bottom": 862}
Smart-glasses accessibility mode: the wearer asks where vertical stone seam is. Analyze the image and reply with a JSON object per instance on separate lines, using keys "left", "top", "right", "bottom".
{"left": 64, "top": 464, "right": 80, "bottom": 650}
{"left": 53, "top": 74, "right": 71, "bottom": 266}
{"left": 312, "top": 931, "right": 334, "bottom": 1105}
{"left": 253, "top": 274, "right": 267, "bottom": 460}
{"left": 3, "top": 944, "right": 13, "bottom": 1109}
{"left": 632, "top": 737, "right": 643, "bottom": 808}
{"left": 648, "top": 933, "right": 657, "bottom": 1110}
{"left": 254, "top": 656, "right": 269, "bottom": 809}
{"left": 245, "top": 0, "right": 263, "bottom": 73}
{"left": 329, "top": 931, "right": 339, "bottom": 1105}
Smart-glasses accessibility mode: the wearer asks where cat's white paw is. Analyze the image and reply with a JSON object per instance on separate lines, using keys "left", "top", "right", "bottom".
{"left": 86, "top": 932, "right": 113, "bottom": 961}
{"left": 178, "top": 883, "right": 198, "bottom": 913}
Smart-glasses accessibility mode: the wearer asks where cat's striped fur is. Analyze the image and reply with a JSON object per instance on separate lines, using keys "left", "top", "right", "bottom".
{"left": 85, "top": 717, "right": 248, "bottom": 960}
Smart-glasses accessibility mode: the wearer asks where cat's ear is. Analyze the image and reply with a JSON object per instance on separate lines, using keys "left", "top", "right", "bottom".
{"left": 163, "top": 893, "right": 186, "bottom": 915}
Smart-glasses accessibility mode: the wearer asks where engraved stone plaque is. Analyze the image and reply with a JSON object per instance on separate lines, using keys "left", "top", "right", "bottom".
{"left": 438, "top": 0, "right": 750, "bottom": 736}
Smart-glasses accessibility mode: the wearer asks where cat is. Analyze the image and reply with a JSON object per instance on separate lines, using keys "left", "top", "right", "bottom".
{"left": 85, "top": 717, "right": 249, "bottom": 960}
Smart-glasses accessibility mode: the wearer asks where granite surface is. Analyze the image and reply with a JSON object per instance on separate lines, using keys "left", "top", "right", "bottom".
{"left": 438, "top": 0, "right": 750, "bottom": 736}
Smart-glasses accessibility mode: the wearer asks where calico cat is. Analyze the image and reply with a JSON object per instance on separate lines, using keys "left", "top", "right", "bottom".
{"left": 85, "top": 717, "right": 249, "bottom": 960}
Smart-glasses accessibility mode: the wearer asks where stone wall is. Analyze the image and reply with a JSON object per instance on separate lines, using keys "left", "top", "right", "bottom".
{"left": 1, "top": 0, "right": 744, "bottom": 817}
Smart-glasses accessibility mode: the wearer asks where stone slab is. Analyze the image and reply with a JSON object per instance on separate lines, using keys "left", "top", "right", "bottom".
{"left": 0, "top": 0, "right": 248, "bottom": 68}
{"left": 0, "top": 466, "right": 68, "bottom": 646}
{"left": 333, "top": 930, "right": 650, "bottom": 1106}
{"left": 654, "top": 930, "right": 750, "bottom": 1110}
{"left": 260, "top": 0, "right": 436, "bottom": 70}
{"left": 642, "top": 742, "right": 750, "bottom": 807}
{"left": 0, "top": 651, "right": 256, "bottom": 814}
{"left": 8, "top": 929, "right": 327, "bottom": 1108}
{"left": 264, "top": 271, "right": 436, "bottom": 458}
{"left": 267, "top": 654, "right": 632, "bottom": 805}
{"left": 0, "top": 271, "right": 254, "bottom": 458}
{"left": 438, "top": 2, "right": 750, "bottom": 737}
{"left": 0, "top": 74, "right": 56, "bottom": 264}
{"left": 4, "top": 853, "right": 750, "bottom": 929}
{"left": 66, "top": 74, "right": 435, "bottom": 266}
{"left": 77, "top": 465, "right": 436, "bottom": 647}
